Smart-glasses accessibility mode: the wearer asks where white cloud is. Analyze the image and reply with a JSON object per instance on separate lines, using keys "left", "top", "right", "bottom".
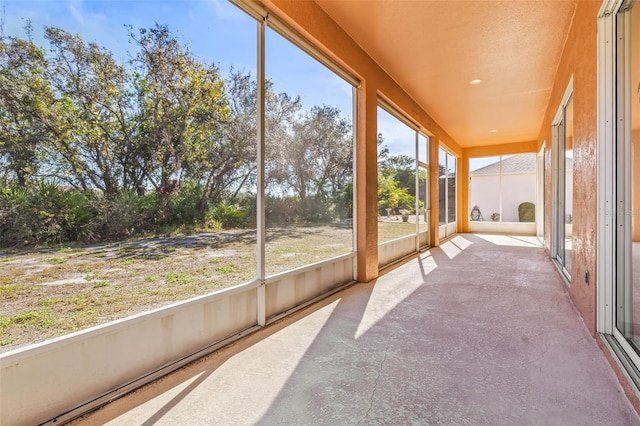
{"left": 67, "top": 1, "right": 85, "bottom": 25}
{"left": 327, "top": 74, "right": 354, "bottom": 99}
{"left": 206, "top": 0, "right": 245, "bottom": 22}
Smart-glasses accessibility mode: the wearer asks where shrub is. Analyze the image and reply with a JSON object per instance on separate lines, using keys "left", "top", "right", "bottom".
{"left": 168, "top": 182, "right": 205, "bottom": 225}
{"left": 334, "top": 183, "right": 353, "bottom": 219}
{"left": 56, "top": 190, "right": 96, "bottom": 242}
{"left": 377, "top": 175, "right": 415, "bottom": 216}
{"left": 265, "top": 196, "right": 298, "bottom": 226}
{"left": 518, "top": 202, "right": 535, "bottom": 222}
{"left": 92, "top": 191, "right": 159, "bottom": 239}
{"left": 0, "top": 181, "right": 97, "bottom": 246}
{"left": 206, "top": 201, "right": 247, "bottom": 229}
{"left": 297, "top": 197, "right": 335, "bottom": 223}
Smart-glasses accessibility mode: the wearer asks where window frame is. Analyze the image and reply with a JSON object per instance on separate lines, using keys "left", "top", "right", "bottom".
{"left": 438, "top": 146, "right": 457, "bottom": 239}
{"left": 597, "top": 0, "right": 640, "bottom": 392}
{"left": 551, "top": 79, "right": 574, "bottom": 282}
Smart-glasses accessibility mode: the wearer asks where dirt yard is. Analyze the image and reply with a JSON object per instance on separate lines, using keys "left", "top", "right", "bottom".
{"left": 0, "top": 221, "right": 416, "bottom": 353}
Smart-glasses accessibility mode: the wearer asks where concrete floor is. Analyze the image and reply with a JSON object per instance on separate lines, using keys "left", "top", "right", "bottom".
{"left": 73, "top": 234, "right": 640, "bottom": 425}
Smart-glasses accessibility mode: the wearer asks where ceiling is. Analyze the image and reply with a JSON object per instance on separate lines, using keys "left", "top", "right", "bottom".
{"left": 315, "top": 0, "right": 578, "bottom": 148}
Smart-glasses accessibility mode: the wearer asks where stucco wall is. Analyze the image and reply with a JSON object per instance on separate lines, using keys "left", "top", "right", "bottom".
{"left": 537, "top": 0, "right": 600, "bottom": 333}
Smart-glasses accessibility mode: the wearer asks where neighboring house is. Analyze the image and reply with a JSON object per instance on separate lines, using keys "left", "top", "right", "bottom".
{"left": 469, "top": 153, "right": 572, "bottom": 223}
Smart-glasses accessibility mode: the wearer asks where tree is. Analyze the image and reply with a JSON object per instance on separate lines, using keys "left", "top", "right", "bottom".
{"left": 289, "top": 105, "right": 352, "bottom": 200}
{"left": 263, "top": 83, "right": 302, "bottom": 197}
{"left": 0, "top": 36, "right": 52, "bottom": 185}
{"left": 377, "top": 174, "right": 415, "bottom": 215}
{"left": 377, "top": 134, "right": 418, "bottom": 215}
{"left": 44, "top": 27, "right": 133, "bottom": 196}
{"left": 200, "top": 69, "right": 258, "bottom": 205}
{"left": 129, "top": 24, "right": 230, "bottom": 195}
{"left": 382, "top": 154, "right": 416, "bottom": 195}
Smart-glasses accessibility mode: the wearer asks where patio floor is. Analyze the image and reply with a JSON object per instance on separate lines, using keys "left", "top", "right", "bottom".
{"left": 73, "top": 234, "right": 640, "bottom": 425}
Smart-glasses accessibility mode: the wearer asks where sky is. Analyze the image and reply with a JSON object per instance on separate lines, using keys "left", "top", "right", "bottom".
{"left": 1, "top": 0, "right": 420, "bottom": 158}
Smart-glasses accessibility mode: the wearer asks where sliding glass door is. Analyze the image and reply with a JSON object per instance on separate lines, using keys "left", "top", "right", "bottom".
{"left": 614, "top": 2, "right": 640, "bottom": 352}
{"left": 438, "top": 147, "right": 456, "bottom": 240}
{"left": 552, "top": 90, "right": 573, "bottom": 280}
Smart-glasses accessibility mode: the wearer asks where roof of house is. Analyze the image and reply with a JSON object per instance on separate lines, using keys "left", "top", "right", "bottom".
{"left": 469, "top": 153, "right": 571, "bottom": 176}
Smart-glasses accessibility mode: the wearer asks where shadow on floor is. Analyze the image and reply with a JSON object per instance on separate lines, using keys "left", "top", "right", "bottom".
{"left": 74, "top": 234, "right": 640, "bottom": 425}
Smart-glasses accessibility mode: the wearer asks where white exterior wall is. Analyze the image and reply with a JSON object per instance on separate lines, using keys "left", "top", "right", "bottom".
{"left": 469, "top": 175, "right": 501, "bottom": 221}
{"left": 470, "top": 173, "right": 537, "bottom": 222}
{"left": 501, "top": 173, "right": 537, "bottom": 221}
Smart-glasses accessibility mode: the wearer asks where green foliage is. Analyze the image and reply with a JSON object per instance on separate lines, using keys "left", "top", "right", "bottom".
{"left": 377, "top": 175, "right": 416, "bottom": 215}
{"left": 215, "top": 264, "right": 236, "bottom": 274}
{"left": 43, "top": 258, "right": 66, "bottom": 265}
{"left": 377, "top": 146, "right": 419, "bottom": 217}
{"left": 265, "top": 197, "right": 299, "bottom": 226}
{"left": 166, "top": 272, "right": 194, "bottom": 285}
{"left": 92, "top": 191, "right": 159, "bottom": 238}
{"left": 56, "top": 190, "right": 95, "bottom": 242}
{"left": 130, "top": 24, "right": 230, "bottom": 192}
{"left": 5, "top": 309, "right": 53, "bottom": 328}
{"left": 297, "top": 196, "right": 335, "bottom": 223}
{"left": 0, "top": 37, "right": 52, "bottom": 186}
{"left": 518, "top": 202, "right": 535, "bottom": 222}
{"left": 169, "top": 182, "right": 205, "bottom": 225}
{"left": 44, "top": 27, "right": 133, "bottom": 196}
{"left": 335, "top": 183, "right": 353, "bottom": 219}
{"left": 0, "top": 180, "right": 96, "bottom": 245}
{"left": 0, "top": 24, "right": 356, "bottom": 247}
{"left": 206, "top": 201, "right": 248, "bottom": 229}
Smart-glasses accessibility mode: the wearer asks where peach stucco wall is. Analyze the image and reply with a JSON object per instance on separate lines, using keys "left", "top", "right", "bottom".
{"left": 537, "top": 0, "right": 600, "bottom": 334}
{"left": 262, "top": 0, "right": 463, "bottom": 280}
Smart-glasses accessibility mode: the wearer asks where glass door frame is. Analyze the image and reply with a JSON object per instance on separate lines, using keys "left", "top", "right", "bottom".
{"left": 536, "top": 144, "right": 546, "bottom": 243}
{"left": 597, "top": 0, "right": 640, "bottom": 387}
{"left": 613, "top": 1, "right": 640, "bottom": 359}
{"left": 417, "top": 133, "right": 430, "bottom": 250}
{"left": 551, "top": 80, "right": 573, "bottom": 283}
{"left": 438, "top": 146, "right": 457, "bottom": 240}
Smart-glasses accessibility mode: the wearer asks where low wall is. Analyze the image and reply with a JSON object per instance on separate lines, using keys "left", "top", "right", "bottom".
{"left": 265, "top": 253, "right": 356, "bottom": 319}
{"left": 469, "top": 221, "right": 537, "bottom": 235}
{"left": 0, "top": 254, "right": 356, "bottom": 425}
{"left": 378, "top": 235, "right": 419, "bottom": 269}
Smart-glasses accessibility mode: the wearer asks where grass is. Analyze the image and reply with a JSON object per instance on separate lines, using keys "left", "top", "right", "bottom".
{"left": 141, "top": 253, "right": 164, "bottom": 260}
{"left": 377, "top": 221, "right": 422, "bottom": 243}
{"left": 0, "top": 221, "right": 415, "bottom": 353}
{"left": 166, "top": 272, "right": 194, "bottom": 285}
{"left": 40, "top": 298, "right": 62, "bottom": 306}
{"left": 43, "top": 257, "right": 66, "bottom": 265}
{"left": 1, "top": 309, "right": 55, "bottom": 329}
{"left": 215, "top": 264, "right": 235, "bottom": 274}
{"left": 0, "top": 283, "right": 34, "bottom": 298}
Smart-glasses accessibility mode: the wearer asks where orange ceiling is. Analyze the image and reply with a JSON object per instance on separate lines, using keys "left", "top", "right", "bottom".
{"left": 315, "top": 0, "right": 578, "bottom": 148}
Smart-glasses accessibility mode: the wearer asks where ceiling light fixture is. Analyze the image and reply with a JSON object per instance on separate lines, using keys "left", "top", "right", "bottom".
{"left": 469, "top": 79, "right": 482, "bottom": 85}
{"left": 489, "top": 129, "right": 497, "bottom": 133}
